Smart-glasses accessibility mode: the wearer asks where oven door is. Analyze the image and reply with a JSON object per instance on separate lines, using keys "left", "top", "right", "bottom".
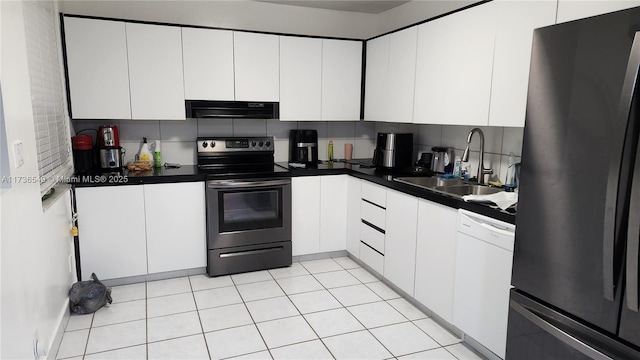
{"left": 206, "top": 177, "right": 292, "bottom": 250}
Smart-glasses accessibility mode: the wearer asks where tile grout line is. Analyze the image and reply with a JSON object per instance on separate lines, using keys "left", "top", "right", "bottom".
{"left": 304, "top": 258, "right": 398, "bottom": 359}
{"left": 276, "top": 260, "right": 338, "bottom": 359}
{"left": 187, "top": 275, "right": 213, "bottom": 360}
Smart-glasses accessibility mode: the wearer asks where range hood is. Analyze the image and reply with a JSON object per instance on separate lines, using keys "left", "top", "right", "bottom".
{"left": 186, "top": 100, "right": 279, "bottom": 119}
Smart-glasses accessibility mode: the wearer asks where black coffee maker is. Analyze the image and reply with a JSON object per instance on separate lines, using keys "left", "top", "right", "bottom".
{"left": 289, "top": 129, "right": 318, "bottom": 168}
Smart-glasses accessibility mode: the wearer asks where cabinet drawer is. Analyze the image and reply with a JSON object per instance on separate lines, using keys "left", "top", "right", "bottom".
{"left": 360, "top": 221, "right": 385, "bottom": 254}
{"left": 361, "top": 181, "right": 387, "bottom": 207}
{"left": 360, "top": 242, "right": 384, "bottom": 275}
{"left": 361, "top": 200, "right": 386, "bottom": 230}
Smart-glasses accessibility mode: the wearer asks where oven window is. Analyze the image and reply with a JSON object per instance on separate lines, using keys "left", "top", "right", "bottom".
{"left": 219, "top": 189, "right": 283, "bottom": 232}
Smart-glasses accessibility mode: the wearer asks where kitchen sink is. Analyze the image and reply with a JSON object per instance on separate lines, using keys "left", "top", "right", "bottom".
{"left": 435, "top": 184, "right": 503, "bottom": 197}
{"left": 394, "top": 176, "right": 465, "bottom": 189}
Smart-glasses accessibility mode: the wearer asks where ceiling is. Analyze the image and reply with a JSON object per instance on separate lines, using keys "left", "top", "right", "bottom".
{"left": 255, "top": 0, "right": 412, "bottom": 14}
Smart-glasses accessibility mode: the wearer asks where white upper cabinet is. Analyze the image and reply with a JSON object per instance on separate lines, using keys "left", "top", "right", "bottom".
{"left": 280, "top": 36, "right": 322, "bottom": 120}
{"left": 414, "top": 4, "right": 496, "bottom": 125}
{"left": 387, "top": 27, "right": 418, "bottom": 124}
{"left": 322, "top": 39, "right": 363, "bottom": 121}
{"left": 182, "top": 27, "right": 234, "bottom": 101}
{"left": 126, "top": 23, "right": 185, "bottom": 120}
{"left": 64, "top": 17, "right": 131, "bottom": 119}
{"left": 364, "top": 28, "right": 417, "bottom": 123}
{"left": 488, "top": 0, "right": 557, "bottom": 127}
{"left": 557, "top": 0, "right": 640, "bottom": 23}
{"left": 364, "top": 35, "right": 390, "bottom": 122}
{"left": 234, "top": 32, "right": 280, "bottom": 102}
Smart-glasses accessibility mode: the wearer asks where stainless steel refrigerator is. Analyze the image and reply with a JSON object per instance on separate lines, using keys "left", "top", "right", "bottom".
{"left": 507, "top": 7, "right": 640, "bottom": 360}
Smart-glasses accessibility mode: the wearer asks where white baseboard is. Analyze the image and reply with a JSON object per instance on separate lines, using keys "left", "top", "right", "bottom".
{"left": 45, "top": 298, "right": 69, "bottom": 360}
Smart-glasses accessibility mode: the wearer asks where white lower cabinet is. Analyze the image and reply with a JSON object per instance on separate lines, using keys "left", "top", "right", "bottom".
{"left": 144, "top": 182, "right": 206, "bottom": 273}
{"left": 383, "top": 189, "right": 418, "bottom": 296}
{"left": 75, "top": 186, "right": 148, "bottom": 281}
{"left": 292, "top": 175, "right": 349, "bottom": 256}
{"left": 291, "top": 176, "right": 321, "bottom": 256}
{"left": 346, "top": 176, "right": 361, "bottom": 257}
{"left": 320, "top": 175, "right": 348, "bottom": 252}
{"left": 76, "top": 182, "right": 206, "bottom": 281}
{"left": 414, "top": 199, "right": 459, "bottom": 323}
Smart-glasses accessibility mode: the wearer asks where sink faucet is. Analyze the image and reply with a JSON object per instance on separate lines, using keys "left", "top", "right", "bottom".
{"left": 461, "top": 128, "right": 493, "bottom": 185}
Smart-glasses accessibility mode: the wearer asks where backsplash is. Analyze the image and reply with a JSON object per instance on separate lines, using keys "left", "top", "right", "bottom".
{"left": 375, "top": 122, "right": 524, "bottom": 184}
{"left": 71, "top": 119, "right": 378, "bottom": 164}
{"left": 72, "top": 119, "right": 522, "bottom": 182}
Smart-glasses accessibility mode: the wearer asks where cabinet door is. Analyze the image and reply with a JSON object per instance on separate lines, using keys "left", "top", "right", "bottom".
{"left": 387, "top": 27, "right": 418, "bottom": 124}
{"left": 280, "top": 36, "right": 322, "bottom": 120}
{"left": 322, "top": 39, "right": 363, "bottom": 121}
{"left": 364, "top": 35, "right": 390, "bottom": 121}
{"left": 383, "top": 189, "right": 418, "bottom": 296}
{"left": 488, "top": 0, "right": 557, "bottom": 127}
{"left": 75, "top": 186, "right": 147, "bottom": 280}
{"left": 126, "top": 23, "right": 185, "bottom": 120}
{"left": 414, "top": 5, "right": 495, "bottom": 125}
{"left": 234, "top": 32, "right": 279, "bottom": 101}
{"left": 414, "top": 199, "right": 458, "bottom": 322}
{"left": 320, "top": 175, "right": 348, "bottom": 252}
{"left": 292, "top": 176, "right": 320, "bottom": 255}
{"left": 64, "top": 17, "right": 131, "bottom": 119}
{"left": 346, "top": 176, "right": 362, "bottom": 257}
{"left": 556, "top": 0, "right": 640, "bottom": 23}
{"left": 182, "top": 27, "right": 234, "bottom": 101}
{"left": 144, "top": 182, "right": 206, "bottom": 273}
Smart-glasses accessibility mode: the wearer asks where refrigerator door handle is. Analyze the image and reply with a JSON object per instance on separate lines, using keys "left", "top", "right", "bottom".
{"left": 627, "top": 143, "right": 640, "bottom": 311}
{"left": 604, "top": 31, "right": 640, "bottom": 301}
{"left": 511, "top": 300, "right": 613, "bottom": 360}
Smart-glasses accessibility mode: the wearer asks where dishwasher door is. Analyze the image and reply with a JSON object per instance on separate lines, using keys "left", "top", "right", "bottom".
{"left": 453, "top": 209, "right": 515, "bottom": 359}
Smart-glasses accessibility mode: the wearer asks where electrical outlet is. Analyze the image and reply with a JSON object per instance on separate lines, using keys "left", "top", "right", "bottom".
{"left": 13, "top": 140, "right": 24, "bottom": 168}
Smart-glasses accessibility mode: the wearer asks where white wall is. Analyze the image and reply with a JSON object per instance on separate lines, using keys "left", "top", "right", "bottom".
{"left": 58, "top": 0, "right": 485, "bottom": 39}
{"left": 58, "top": 0, "right": 378, "bottom": 39}
{"left": 376, "top": 0, "right": 481, "bottom": 35}
{"left": 1, "top": 1, "right": 76, "bottom": 359}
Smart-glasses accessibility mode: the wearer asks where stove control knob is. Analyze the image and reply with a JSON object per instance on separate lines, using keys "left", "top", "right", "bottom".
{"left": 210, "top": 141, "right": 216, "bottom": 148}
{"left": 251, "top": 141, "right": 257, "bottom": 147}
{"left": 259, "top": 141, "right": 264, "bottom": 147}
{"left": 202, "top": 141, "right": 208, "bottom": 148}
{"left": 266, "top": 141, "right": 271, "bottom": 147}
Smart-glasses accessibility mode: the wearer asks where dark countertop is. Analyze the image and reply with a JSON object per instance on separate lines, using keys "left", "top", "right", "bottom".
{"left": 70, "top": 165, "right": 206, "bottom": 186}
{"left": 71, "top": 161, "right": 515, "bottom": 224}
{"left": 277, "top": 161, "right": 515, "bottom": 224}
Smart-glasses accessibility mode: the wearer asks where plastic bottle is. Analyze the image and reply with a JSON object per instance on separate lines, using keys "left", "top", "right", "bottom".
{"left": 328, "top": 140, "right": 334, "bottom": 161}
{"left": 153, "top": 140, "right": 162, "bottom": 168}
{"left": 138, "top": 137, "right": 152, "bottom": 163}
{"left": 505, "top": 152, "right": 517, "bottom": 190}
{"left": 453, "top": 157, "right": 462, "bottom": 178}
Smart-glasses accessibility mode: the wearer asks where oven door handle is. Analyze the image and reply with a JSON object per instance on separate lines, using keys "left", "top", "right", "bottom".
{"left": 207, "top": 178, "right": 291, "bottom": 189}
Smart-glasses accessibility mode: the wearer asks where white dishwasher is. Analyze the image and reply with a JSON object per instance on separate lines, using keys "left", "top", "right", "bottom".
{"left": 453, "top": 209, "right": 515, "bottom": 359}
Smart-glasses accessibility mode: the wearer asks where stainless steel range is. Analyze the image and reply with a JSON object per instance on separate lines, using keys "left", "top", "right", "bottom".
{"left": 197, "top": 136, "right": 292, "bottom": 276}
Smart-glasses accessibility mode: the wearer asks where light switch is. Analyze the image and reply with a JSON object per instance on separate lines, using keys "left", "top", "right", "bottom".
{"left": 13, "top": 140, "right": 24, "bottom": 168}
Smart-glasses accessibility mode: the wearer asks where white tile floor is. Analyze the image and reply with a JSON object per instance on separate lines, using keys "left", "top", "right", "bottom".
{"left": 57, "top": 257, "right": 486, "bottom": 360}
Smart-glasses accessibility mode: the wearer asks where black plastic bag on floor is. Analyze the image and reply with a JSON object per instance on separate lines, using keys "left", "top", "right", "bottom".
{"left": 69, "top": 273, "right": 112, "bottom": 314}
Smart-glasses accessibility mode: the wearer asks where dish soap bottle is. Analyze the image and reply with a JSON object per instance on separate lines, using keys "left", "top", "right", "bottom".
{"left": 505, "top": 152, "right": 517, "bottom": 191}
{"left": 453, "top": 157, "right": 462, "bottom": 178}
{"left": 138, "top": 137, "right": 152, "bottom": 163}
{"left": 328, "top": 140, "right": 334, "bottom": 161}
{"left": 153, "top": 140, "right": 162, "bottom": 168}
